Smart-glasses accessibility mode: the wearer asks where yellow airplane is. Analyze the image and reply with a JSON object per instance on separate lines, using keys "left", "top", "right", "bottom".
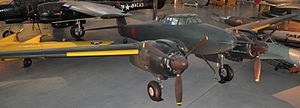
{"left": 0, "top": 32, "right": 141, "bottom": 67}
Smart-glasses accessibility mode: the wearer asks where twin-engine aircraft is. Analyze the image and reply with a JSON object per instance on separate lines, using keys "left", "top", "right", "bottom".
{"left": 0, "top": 0, "right": 166, "bottom": 38}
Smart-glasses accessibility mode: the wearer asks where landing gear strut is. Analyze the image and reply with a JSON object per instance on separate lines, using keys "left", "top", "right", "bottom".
{"left": 2, "top": 25, "right": 14, "bottom": 38}
{"left": 147, "top": 80, "right": 163, "bottom": 102}
{"left": 218, "top": 54, "right": 234, "bottom": 83}
{"left": 23, "top": 58, "right": 32, "bottom": 68}
{"left": 70, "top": 20, "right": 85, "bottom": 40}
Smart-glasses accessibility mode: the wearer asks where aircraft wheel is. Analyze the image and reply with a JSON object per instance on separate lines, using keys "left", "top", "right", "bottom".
{"left": 70, "top": 24, "right": 85, "bottom": 40}
{"left": 147, "top": 81, "right": 163, "bottom": 102}
{"left": 122, "top": 38, "right": 128, "bottom": 43}
{"left": 23, "top": 58, "right": 32, "bottom": 68}
{"left": 219, "top": 64, "right": 234, "bottom": 83}
{"left": 2, "top": 30, "right": 14, "bottom": 38}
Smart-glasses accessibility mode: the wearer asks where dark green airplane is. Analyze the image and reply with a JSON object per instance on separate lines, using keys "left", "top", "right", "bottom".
{"left": 84, "top": 13, "right": 297, "bottom": 105}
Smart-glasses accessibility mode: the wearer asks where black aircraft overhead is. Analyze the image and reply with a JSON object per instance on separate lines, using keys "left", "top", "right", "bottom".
{"left": 0, "top": 0, "right": 166, "bottom": 38}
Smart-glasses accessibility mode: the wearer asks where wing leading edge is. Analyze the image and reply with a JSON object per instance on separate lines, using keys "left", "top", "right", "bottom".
{"left": 225, "top": 14, "right": 298, "bottom": 32}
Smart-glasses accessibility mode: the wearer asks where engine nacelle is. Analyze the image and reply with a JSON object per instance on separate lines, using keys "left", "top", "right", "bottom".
{"left": 37, "top": 2, "right": 89, "bottom": 23}
{"left": 130, "top": 39, "right": 186, "bottom": 80}
{"left": 225, "top": 41, "right": 255, "bottom": 62}
{"left": 0, "top": 4, "right": 26, "bottom": 21}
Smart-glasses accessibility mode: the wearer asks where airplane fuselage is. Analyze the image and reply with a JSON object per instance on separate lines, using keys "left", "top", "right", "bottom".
{"left": 120, "top": 22, "right": 237, "bottom": 55}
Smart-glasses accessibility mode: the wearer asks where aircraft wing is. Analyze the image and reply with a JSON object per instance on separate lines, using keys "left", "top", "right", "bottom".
{"left": 62, "top": 1, "right": 131, "bottom": 18}
{"left": 225, "top": 14, "right": 297, "bottom": 32}
{"left": 0, "top": 41, "right": 142, "bottom": 58}
{"left": 259, "top": 1, "right": 300, "bottom": 9}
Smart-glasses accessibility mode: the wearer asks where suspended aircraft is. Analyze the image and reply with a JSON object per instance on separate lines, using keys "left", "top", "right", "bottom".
{"left": 255, "top": 0, "right": 300, "bottom": 9}
{"left": 0, "top": 0, "right": 166, "bottom": 39}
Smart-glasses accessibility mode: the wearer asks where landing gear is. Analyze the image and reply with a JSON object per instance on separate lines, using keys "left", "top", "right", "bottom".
{"left": 2, "top": 30, "right": 14, "bottom": 38}
{"left": 219, "top": 64, "right": 234, "bottom": 83}
{"left": 147, "top": 80, "right": 163, "bottom": 102}
{"left": 218, "top": 54, "right": 234, "bottom": 83}
{"left": 23, "top": 58, "right": 32, "bottom": 68}
{"left": 122, "top": 38, "right": 128, "bottom": 43}
{"left": 70, "top": 21, "right": 85, "bottom": 40}
{"left": 2, "top": 25, "right": 14, "bottom": 38}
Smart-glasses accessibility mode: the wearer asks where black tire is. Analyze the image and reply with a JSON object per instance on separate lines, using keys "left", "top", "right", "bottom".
{"left": 147, "top": 81, "right": 163, "bottom": 102}
{"left": 122, "top": 38, "right": 128, "bottom": 44}
{"left": 23, "top": 58, "right": 32, "bottom": 68}
{"left": 70, "top": 24, "right": 85, "bottom": 40}
{"left": 2, "top": 30, "right": 14, "bottom": 38}
{"left": 219, "top": 64, "right": 234, "bottom": 82}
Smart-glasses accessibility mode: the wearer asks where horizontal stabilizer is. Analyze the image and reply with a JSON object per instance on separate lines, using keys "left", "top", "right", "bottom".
{"left": 0, "top": 34, "right": 19, "bottom": 43}
{"left": 23, "top": 35, "right": 43, "bottom": 43}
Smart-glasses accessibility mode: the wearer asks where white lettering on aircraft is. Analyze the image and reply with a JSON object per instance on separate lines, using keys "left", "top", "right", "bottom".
{"left": 120, "top": 3, "right": 145, "bottom": 11}
{"left": 286, "top": 33, "right": 300, "bottom": 38}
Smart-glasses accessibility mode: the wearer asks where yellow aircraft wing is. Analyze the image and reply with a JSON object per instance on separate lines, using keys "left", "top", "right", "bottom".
{"left": 0, "top": 34, "right": 141, "bottom": 59}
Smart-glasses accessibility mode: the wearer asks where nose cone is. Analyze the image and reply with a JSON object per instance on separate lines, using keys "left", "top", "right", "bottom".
{"left": 252, "top": 41, "right": 269, "bottom": 53}
{"left": 170, "top": 56, "right": 189, "bottom": 71}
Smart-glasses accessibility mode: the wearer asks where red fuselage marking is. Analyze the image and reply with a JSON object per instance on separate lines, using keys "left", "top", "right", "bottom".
{"left": 131, "top": 27, "right": 137, "bottom": 39}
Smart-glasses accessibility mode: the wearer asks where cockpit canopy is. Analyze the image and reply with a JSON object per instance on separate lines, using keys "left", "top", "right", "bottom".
{"left": 158, "top": 14, "right": 202, "bottom": 25}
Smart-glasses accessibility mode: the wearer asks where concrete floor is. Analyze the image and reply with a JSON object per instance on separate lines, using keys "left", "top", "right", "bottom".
{"left": 1, "top": 1, "right": 300, "bottom": 108}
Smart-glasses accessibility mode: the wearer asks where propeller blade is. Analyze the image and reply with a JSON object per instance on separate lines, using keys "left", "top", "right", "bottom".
{"left": 153, "top": 0, "right": 158, "bottom": 20}
{"left": 254, "top": 52, "right": 261, "bottom": 82}
{"left": 175, "top": 71, "right": 182, "bottom": 106}
{"left": 185, "top": 36, "right": 208, "bottom": 58}
{"left": 144, "top": 43, "right": 172, "bottom": 59}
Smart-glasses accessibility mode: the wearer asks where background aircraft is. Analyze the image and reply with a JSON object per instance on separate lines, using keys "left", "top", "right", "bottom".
{"left": 0, "top": 0, "right": 166, "bottom": 39}
{"left": 263, "top": 30, "right": 300, "bottom": 47}
{"left": 212, "top": 14, "right": 300, "bottom": 48}
{"left": 261, "top": 41, "right": 300, "bottom": 73}
{"left": 255, "top": 0, "right": 300, "bottom": 9}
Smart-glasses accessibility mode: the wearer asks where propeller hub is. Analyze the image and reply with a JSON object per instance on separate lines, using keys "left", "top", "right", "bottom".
{"left": 252, "top": 41, "right": 269, "bottom": 53}
{"left": 170, "top": 56, "right": 189, "bottom": 71}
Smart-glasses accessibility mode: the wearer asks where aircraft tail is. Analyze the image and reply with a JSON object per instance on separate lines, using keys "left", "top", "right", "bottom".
{"left": 23, "top": 34, "right": 50, "bottom": 43}
{"left": 0, "top": 34, "right": 19, "bottom": 43}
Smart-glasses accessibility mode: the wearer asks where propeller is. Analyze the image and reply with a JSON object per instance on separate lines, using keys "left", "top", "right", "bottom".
{"left": 234, "top": 29, "right": 271, "bottom": 82}
{"left": 144, "top": 36, "right": 208, "bottom": 106}
{"left": 251, "top": 40, "right": 268, "bottom": 82}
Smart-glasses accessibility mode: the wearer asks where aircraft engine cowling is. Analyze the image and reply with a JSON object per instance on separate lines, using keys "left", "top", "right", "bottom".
{"left": 0, "top": 4, "right": 26, "bottom": 21}
{"left": 130, "top": 39, "right": 186, "bottom": 80}
{"left": 37, "top": 2, "right": 88, "bottom": 23}
{"left": 225, "top": 41, "right": 255, "bottom": 61}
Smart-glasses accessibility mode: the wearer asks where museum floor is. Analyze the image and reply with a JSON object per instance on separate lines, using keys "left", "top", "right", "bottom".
{"left": 1, "top": 1, "right": 300, "bottom": 108}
